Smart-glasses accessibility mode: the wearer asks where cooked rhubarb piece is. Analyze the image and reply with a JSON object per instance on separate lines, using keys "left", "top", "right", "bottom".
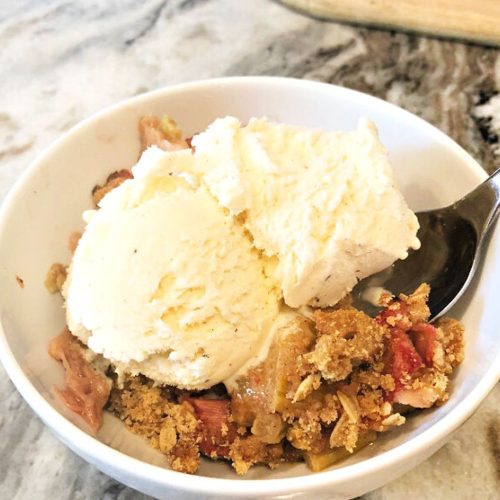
{"left": 49, "top": 329, "right": 111, "bottom": 433}
{"left": 263, "top": 317, "right": 316, "bottom": 412}
{"left": 409, "top": 323, "right": 437, "bottom": 366}
{"left": 251, "top": 413, "right": 287, "bottom": 444}
{"left": 304, "top": 430, "right": 377, "bottom": 472}
{"left": 391, "top": 371, "right": 449, "bottom": 408}
{"left": 231, "top": 317, "right": 315, "bottom": 424}
{"left": 377, "top": 285, "right": 464, "bottom": 409}
{"left": 92, "top": 169, "right": 133, "bottom": 206}
{"left": 230, "top": 365, "right": 267, "bottom": 427}
{"left": 383, "top": 328, "right": 423, "bottom": 386}
{"left": 184, "top": 398, "right": 237, "bottom": 459}
{"left": 68, "top": 231, "right": 82, "bottom": 253}
{"left": 138, "top": 115, "right": 189, "bottom": 153}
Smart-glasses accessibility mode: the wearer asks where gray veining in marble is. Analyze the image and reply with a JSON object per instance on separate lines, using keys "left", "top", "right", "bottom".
{"left": 0, "top": 0, "right": 499, "bottom": 499}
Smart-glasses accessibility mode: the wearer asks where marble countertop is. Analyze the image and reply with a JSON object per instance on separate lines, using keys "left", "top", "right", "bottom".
{"left": 0, "top": 1, "right": 499, "bottom": 498}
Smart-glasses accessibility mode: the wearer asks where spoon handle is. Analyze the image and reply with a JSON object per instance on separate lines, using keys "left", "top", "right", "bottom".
{"left": 454, "top": 168, "right": 500, "bottom": 238}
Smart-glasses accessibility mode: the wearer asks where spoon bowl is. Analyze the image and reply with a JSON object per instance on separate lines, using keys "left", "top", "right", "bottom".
{"left": 354, "top": 169, "right": 500, "bottom": 319}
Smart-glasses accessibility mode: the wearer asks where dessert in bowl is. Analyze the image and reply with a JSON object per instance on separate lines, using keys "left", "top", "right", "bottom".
{"left": 0, "top": 77, "right": 498, "bottom": 499}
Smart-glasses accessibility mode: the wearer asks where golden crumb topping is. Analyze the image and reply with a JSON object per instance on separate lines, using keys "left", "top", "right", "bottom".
{"left": 107, "top": 377, "right": 200, "bottom": 474}
{"left": 45, "top": 262, "right": 67, "bottom": 294}
{"left": 50, "top": 281, "right": 464, "bottom": 475}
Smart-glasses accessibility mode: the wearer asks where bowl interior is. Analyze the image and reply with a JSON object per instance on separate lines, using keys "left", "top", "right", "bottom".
{"left": 0, "top": 78, "right": 498, "bottom": 484}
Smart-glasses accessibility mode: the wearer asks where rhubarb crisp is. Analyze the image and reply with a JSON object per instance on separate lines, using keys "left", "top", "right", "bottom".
{"left": 47, "top": 115, "right": 464, "bottom": 475}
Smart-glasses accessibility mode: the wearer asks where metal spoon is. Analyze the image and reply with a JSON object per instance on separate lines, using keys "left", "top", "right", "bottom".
{"left": 353, "top": 169, "right": 500, "bottom": 320}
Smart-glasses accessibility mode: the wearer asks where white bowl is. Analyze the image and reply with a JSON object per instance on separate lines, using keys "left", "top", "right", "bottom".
{"left": 0, "top": 77, "right": 498, "bottom": 499}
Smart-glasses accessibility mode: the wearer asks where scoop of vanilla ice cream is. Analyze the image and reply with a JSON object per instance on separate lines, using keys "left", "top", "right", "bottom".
{"left": 63, "top": 147, "right": 281, "bottom": 389}
{"left": 192, "top": 117, "right": 420, "bottom": 308}
{"left": 65, "top": 116, "right": 420, "bottom": 390}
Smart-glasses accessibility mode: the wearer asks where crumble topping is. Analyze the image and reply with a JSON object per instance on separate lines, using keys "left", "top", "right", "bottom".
{"left": 50, "top": 283, "right": 464, "bottom": 474}
{"left": 434, "top": 317, "right": 465, "bottom": 373}
{"left": 68, "top": 231, "right": 82, "bottom": 253}
{"left": 229, "top": 435, "right": 284, "bottom": 475}
{"left": 304, "top": 308, "right": 387, "bottom": 382}
{"left": 107, "top": 377, "right": 200, "bottom": 474}
{"left": 44, "top": 262, "right": 67, "bottom": 294}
